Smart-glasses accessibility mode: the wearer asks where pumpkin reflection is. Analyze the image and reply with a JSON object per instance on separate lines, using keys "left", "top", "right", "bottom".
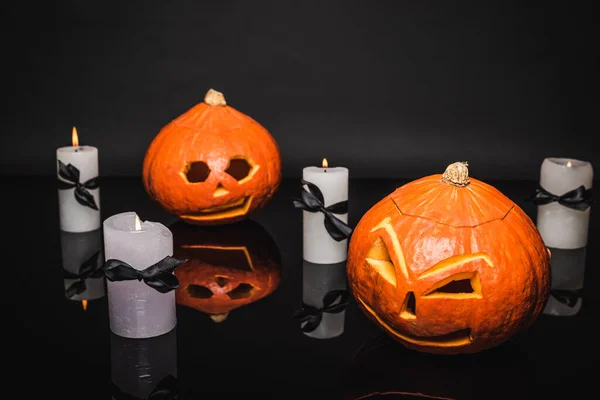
{"left": 171, "top": 219, "right": 282, "bottom": 322}
{"left": 344, "top": 333, "right": 533, "bottom": 400}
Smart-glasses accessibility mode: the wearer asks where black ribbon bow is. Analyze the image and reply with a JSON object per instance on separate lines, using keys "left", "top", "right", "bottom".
{"left": 527, "top": 185, "right": 593, "bottom": 211}
{"left": 111, "top": 374, "right": 179, "bottom": 400}
{"left": 63, "top": 250, "right": 104, "bottom": 298}
{"left": 551, "top": 288, "right": 583, "bottom": 308}
{"left": 293, "top": 289, "right": 350, "bottom": 333}
{"left": 293, "top": 179, "right": 353, "bottom": 241}
{"left": 57, "top": 160, "right": 100, "bottom": 210}
{"left": 103, "top": 256, "right": 186, "bottom": 293}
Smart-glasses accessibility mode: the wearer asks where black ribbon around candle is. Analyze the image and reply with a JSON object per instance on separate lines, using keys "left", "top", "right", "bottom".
{"left": 111, "top": 374, "right": 179, "bottom": 400}
{"left": 526, "top": 185, "right": 593, "bottom": 211}
{"left": 63, "top": 250, "right": 104, "bottom": 298}
{"left": 551, "top": 288, "right": 583, "bottom": 308}
{"left": 293, "top": 289, "right": 350, "bottom": 333}
{"left": 103, "top": 256, "right": 187, "bottom": 293}
{"left": 293, "top": 179, "right": 353, "bottom": 241}
{"left": 57, "top": 160, "right": 100, "bottom": 210}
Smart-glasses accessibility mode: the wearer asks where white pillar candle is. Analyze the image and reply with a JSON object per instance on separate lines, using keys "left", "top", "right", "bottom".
{"left": 301, "top": 260, "right": 347, "bottom": 339}
{"left": 110, "top": 328, "right": 177, "bottom": 399}
{"left": 104, "top": 212, "right": 177, "bottom": 339}
{"left": 302, "top": 158, "right": 349, "bottom": 264}
{"left": 57, "top": 127, "right": 101, "bottom": 233}
{"left": 536, "top": 158, "right": 593, "bottom": 249}
{"left": 61, "top": 229, "right": 106, "bottom": 303}
{"left": 543, "top": 247, "right": 586, "bottom": 317}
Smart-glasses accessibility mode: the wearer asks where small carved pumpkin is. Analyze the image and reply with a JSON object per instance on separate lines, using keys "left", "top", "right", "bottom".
{"left": 347, "top": 162, "right": 551, "bottom": 354}
{"left": 171, "top": 219, "right": 282, "bottom": 322}
{"left": 143, "top": 89, "right": 282, "bottom": 225}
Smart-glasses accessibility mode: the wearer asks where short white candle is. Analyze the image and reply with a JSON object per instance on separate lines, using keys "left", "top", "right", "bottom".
{"left": 61, "top": 229, "right": 106, "bottom": 304}
{"left": 302, "top": 158, "right": 349, "bottom": 264}
{"left": 56, "top": 127, "right": 101, "bottom": 233}
{"left": 302, "top": 260, "right": 347, "bottom": 339}
{"left": 543, "top": 247, "right": 586, "bottom": 317}
{"left": 104, "top": 212, "right": 177, "bottom": 339}
{"left": 110, "top": 328, "right": 177, "bottom": 398}
{"left": 536, "top": 158, "right": 593, "bottom": 249}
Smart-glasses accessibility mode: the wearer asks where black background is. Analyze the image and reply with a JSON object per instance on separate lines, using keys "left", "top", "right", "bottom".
{"left": 3, "top": 1, "right": 597, "bottom": 179}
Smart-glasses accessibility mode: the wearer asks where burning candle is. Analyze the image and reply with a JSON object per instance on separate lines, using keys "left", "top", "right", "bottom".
{"left": 56, "top": 127, "right": 101, "bottom": 233}
{"left": 300, "top": 158, "right": 350, "bottom": 264}
{"left": 535, "top": 158, "right": 593, "bottom": 249}
{"left": 104, "top": 212, "right": 177, "bottom": 339}
{"left": 543, "top": 247, "right": 586, "bottom": 317}
{"left": 61, "top": 229, "right": 106, "bottom": 305}
{"left": 110, "top": 328, "right": 177, "bottom": 398}
{"left": 300, "top": 260, "right": 348, "bottom": 339}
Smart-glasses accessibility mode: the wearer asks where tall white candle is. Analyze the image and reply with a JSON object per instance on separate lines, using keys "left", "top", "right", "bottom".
{"left": 301, "top": 260, "right": 347, "bottom": 339}
{"left": 536, "top": 158, "right": 593, "bottom": 249}
{"left": 57, "top": 127, "right": 101, "bottom": 233}
{"left": 302, "top": 158, "right": 349, "bottom": 264}
{"left": 110, "top": 328, "right": 177, "bottom": 399}
{"left": 543, "top": 247, "right": 586, "bottom": 317}
{"left": 104, "top": 212, "right": 177, "bottom": 339}
{"left": 61, "top": 229, "right": 106, "bottom": 304}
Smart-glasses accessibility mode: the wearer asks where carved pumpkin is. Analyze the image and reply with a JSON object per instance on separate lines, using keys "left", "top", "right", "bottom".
{"left": 143, "top": 89, "right": 282, "bottom": 225}
{"left": 347, "top": 162, "right": 551, "bottom": 354}
{"left": 171, "top": 219, "right": 282, "bottom": 322}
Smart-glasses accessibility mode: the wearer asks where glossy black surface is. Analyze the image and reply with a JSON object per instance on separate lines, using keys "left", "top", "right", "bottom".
{"left": 4, "top": 177, "right": 598, "bottom": 399}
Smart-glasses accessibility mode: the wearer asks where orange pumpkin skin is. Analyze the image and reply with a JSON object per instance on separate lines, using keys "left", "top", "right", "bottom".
{"left": 143, "top": 89, "right": 282, "bottom": 225}
{"left": 171, "top": 219, "right": 282, "bottom": 321}
{"left": 347, "top": 162, "right": 551, "bottom": 355}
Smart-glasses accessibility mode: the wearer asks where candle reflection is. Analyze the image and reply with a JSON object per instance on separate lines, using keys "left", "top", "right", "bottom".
{"left": 171, "top": 219, "right": 282, "bottom": 322}
{"left": 110, "top": 328, "right": 178, "bottom": 399}
{"left": 61, "top": 228, "right": 106, "bottom": 305}
{"left": 296, "top": 260, "right": 348, "bottom": 339}
{"left": 543, "top": 247, "right": 587, "bottom": 317}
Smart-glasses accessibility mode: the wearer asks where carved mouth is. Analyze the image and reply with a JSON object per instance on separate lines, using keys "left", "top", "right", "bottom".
{"left": 181, "top": 196, "right": 252, "bottom": 221}
{"left": 357, "top": 297, "right": 473, "bottom": 348}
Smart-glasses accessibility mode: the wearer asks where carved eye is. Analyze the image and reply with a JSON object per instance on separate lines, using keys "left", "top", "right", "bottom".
{"left": 366, "top": 236, "right": 397, "bottom": 286}
{"left": 183, "top": 161, "right": 211, "bottom": 183}
{"left": 227, "top": 283, "right": 257, "bottom": 299}
{"left": 421, "top": 271, "right": 481, "bottom": 299}
{"left": 187, "top": 284, "right": 213, "bottom": 298}
{"left": 225, "top": 158, "right": 252, "bottom": 181}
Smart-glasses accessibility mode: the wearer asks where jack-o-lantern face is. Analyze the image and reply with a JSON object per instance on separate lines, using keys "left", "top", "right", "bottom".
{"left": 143, "top": 89, "right": 282, "bottom": 225}
{"left": 347, "top": 163, "right": 551, "bottom": 354}
{"left": 171, "top": 219, "right": 282, "bottom": 322}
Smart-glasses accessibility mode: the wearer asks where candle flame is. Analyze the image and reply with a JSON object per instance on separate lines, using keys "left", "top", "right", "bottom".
{"left": 322, "top": 158, "right": 328, "bottom": 168}
{"left": 567, "top": 160, "right": 572, "bottom": 168}
{"left": 134, "top": 214, "right": 142, "bottom": 231}
{"left": 81, "top": 300, "right": 88, "bottom": 311}
{"left": 72, "top": 126, "right": 79, "bottom": 147}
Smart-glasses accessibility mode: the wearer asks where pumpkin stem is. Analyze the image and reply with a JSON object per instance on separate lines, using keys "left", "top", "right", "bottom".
{"left": 441, "top": 161, "right": 470, "bottom": 187}
{"left": 204, "top": 89, "right": 227, "bottom": 106}
{"left": 209, "top": 312, "right": 229, "bottom": 323}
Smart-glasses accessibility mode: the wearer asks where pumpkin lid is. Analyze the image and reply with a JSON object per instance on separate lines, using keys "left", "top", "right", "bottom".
{"left": 389, "top": 162, "right": 515, "bottom": 227}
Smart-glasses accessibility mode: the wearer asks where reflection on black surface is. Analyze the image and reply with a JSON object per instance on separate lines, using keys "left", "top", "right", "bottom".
{"left": 170, "top": 219, "right": 282, "bottom": 322}
{"left": 296, "top": 260, "right": 349, "bottom": 339}
{"left": 543, "top": 247, "right": 587, "bottom": 317}
{"left": 344, "top": 333, "right": 536, "bottom": 400}
{"left": 60, "top": 228, "right": 106, "bottom": 308}
{"left": 110, "top": 328, "right": 178, "bottom": 399}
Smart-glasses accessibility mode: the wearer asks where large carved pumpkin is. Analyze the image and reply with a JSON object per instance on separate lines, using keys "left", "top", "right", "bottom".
{"left": 347, "top": 162, "right": 551, "bottom": 354}
{"left": 171, "top": 219, "right": 282, "bottom": 322}
{"left": 143, "top": 89, "right": 282, "bottom": 225}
